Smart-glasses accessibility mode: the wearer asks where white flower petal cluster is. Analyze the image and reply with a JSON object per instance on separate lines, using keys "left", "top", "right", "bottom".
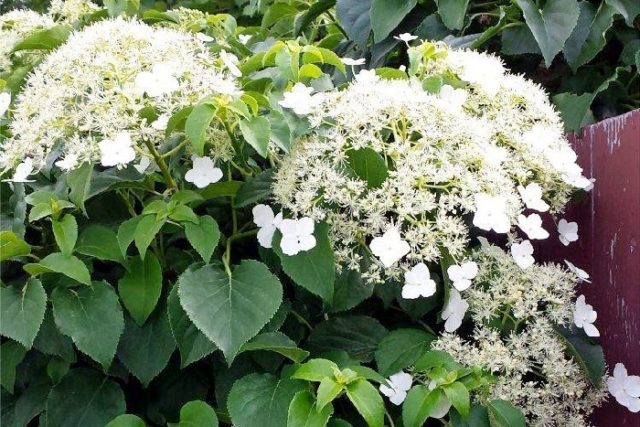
{"left": 447, "top": 261, "right": 478, "bottom": 291}
{"left": 402, "top": 262, "right": 436, "bottom": 299}
{"left": 1, "top": 18, "right": 240, "bottom": 172}
{"left": 252, "top": 204, "right": 316, "bottom": 255}
{"left": 0, "top": 10, "right": 54, "bottom": 74}
{"left": 274, "top": 45, "right": 583, "bottom": 283}
{"left": 278, "top": 83, "right": 324, "bottom": 116}
{"left": 184, "top": 156, "right": 223, "bottom": 188}
{"left": 379, "top": 371, "right": 413, "bottom": 405}
{"left": 441, "top": 288, "right": 469, "bottom": 332}
{"left": 558, "top": 219, "right": 579, "bottom": 246}
{"left": 573, "top": 295, "right": 599, "bottom": 337}
{"left": 511, "top": 240, "right": 535, "bottom": 269}
{"left": 252, "top": 204, "right": 283, "bottom": 249}
{"left": 0, "top": 92, "right": 10, "bottom": 117}
{"left": 608, "top": 363, "right": 640, "bottom": 413}
{"left": 48, "top": 0, "right": 100, "bottom": 23}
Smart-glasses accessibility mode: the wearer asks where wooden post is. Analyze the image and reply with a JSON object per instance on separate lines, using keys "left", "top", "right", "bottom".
{"left": 535, "top": 109, "right": 640, "bottom": 425}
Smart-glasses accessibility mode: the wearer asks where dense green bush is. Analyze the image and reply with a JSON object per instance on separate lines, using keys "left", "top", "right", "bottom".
{"left": 1, "top": 1, "right": 638, "bottom": 427}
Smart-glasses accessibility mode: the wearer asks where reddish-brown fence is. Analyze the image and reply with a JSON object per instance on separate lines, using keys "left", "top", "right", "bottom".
{"left": 537, "top": 109, "right": 639, "bottom": 425}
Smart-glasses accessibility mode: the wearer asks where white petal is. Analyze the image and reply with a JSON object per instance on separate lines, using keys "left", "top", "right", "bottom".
{"left": 252, "top": 204, "right": 275, "bottom": 227}
{"left": 390, "top": 372, "right": 413, "bottom": 392}
{"left": 583, "top": 322, "right": 600, "bottom": 337}
{"left": 624, "top": 376, "right": 640, "bottom": 398}
{"left": 452, "top": 278, "right": 472, "bottom": 292}
{"left": 430, "top": 394, "right": 452, "bottom": 419}
{"left": 297, "top": 234, "right": 316, "bottom": 252}
{"left": 280, "top": 235, "right": 300, "bottom": 256}
{"left": 278, "top": 219, "right": 298, "bottom": 236}
{"left": 297, "top": 217, "right": 315, "bottom": 235}
{"left": 401, "top": 285, "right": 422, "bottom": 299}
{"left": 389, "top": 389, "right": 407, "bottom": 405}
{"left": 256, "top": 225, "right": 276, "bottom": 248}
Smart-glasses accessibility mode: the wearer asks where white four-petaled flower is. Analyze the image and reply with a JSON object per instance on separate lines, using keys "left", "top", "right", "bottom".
{"left": 341, "top": 57, "right": 366, "bottom": 66}
{"left": 517, "top": 213, "right": 549, "bottom": 240}
{"left": 564, "top": 260, "right": 590, "bottom": 283}
{"left": 558, "top": 219, "right": 578, "bottom": 246}
{"left": 442, "top": 288, "right": 469, "bottom": 332}
{"left": 133, "top": 157, "right": 152, "bottom": 174}
{"left": 402, "top": 263, "right": 437, "bottom": 299}
{"left": 195, "top": 32, "right": 214, "bottom": 42}
{"left": 252, "top": 204, "right": 283, "bottom": 249}
{"left": 238, "top": 34, "right": 252, "bottom": 45}
{"left": 607, "top": 363, "right": 640, "bottom": 413}
{"left": 220, "top": 50, "right": 242, "bottom": 77}
{"left": 573, "top": 295, "right": 599, "bottom": 337}
{"left": 99, "top": 132, "right": 136, "bottom": 168}
{"left": 447, "top": 261, "right": 478, "bottom": 292}
{"left": 278, "top": 83, "right": 324, "bottom": 116}
{"left": 55, "top": 153, "right": 79, "bottom": 171}
{"left": 473, "top": 193, "right": 510, "bottom": 234}
{"left": 134, "top": 63, "right": 180, "bottom": 98}
{"left": 511, "top": 240, "right": 534, "bottom": 269}
{"left": 517, "top": 183, "right": 549, "bottom": 212}
{"left": 369, "top": 227, "right": 411, "bottom": 268}
{"left": 279, "top": 217, "right": 316, "bottom": 256}
{"left": 393, "top": 33, "right": 418, "bottom": 44}
{"left": 0, "top": 92, "right": 10, "bottom": 117}
{"left": 379, "top": 371, "right": 413, "bottom": 405}
{"left": 184, "top": 155, "right": 223, "bottom": 188}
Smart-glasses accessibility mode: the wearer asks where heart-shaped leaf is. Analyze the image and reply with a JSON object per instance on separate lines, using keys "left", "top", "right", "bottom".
{"left": 1, "top": 278, "right": 47, "bottom": 348}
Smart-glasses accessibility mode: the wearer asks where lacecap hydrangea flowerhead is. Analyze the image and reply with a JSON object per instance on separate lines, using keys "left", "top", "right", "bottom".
{"left": 48, "top": 0, "right": 100, "bottom": 23}
{"left": 0, "top": 17, "right": 240, "bottom": 173}
{"left": 0, "top": 10, "right": 54, "bottom": 74}
{"left": 433, "top": 242, "right": 606, "bottom": 426}
{"left": 273, "top": 42, "right": 590, "bottom": 284}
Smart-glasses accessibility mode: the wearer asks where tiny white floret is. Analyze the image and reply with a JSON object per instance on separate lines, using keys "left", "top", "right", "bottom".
{"left": 252, "top": 204, "right": 283, "bottom": 249}
{"left": 184, "top": 155, "right": 223, "bottom": 188}
{"left": 238, "top": 34, "right": 252, "bottom": 45}
{"left": 558, "top": 219, "right": 578, "bottom": 246}
{"left": 441, "top": 288, "right": 469, "bottom": 332}
{"left": 279, "top": 217, "right": 316, "bottom": 256}
{"left": 573, "top": 295, "right": 599, "bottom": 337}
{"left": 369, "top": 227, "right": 411, "bottom": 268}
{"left": 402, "top": 262, "right": 437, "bottom": 299}
{"left": 511, "top": 240, "right": 534, "bottom": 269}
{"left": 447, "top": 261, "right": 478, "bottom": 292}
{"left": 607, "top": 363, "right": 640, "bottom": 413}
{"left": 379, "top": 371, "right": 413, "bottom": 405}
{"left": 393, "top": 33, "right": 418, "bottom": 43}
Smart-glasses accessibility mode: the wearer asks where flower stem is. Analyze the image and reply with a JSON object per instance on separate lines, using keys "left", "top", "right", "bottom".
{"left": 143, "top": 139, "right": 177, "bottom": 191}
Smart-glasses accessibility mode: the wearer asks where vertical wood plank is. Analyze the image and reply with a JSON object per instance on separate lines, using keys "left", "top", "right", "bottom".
{"left": 536, "top": 109, "right": 640, "bottom": 425}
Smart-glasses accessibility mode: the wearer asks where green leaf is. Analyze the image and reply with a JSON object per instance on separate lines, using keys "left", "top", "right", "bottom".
{"left": 554, "top": 326, "right": 605, "bottom": 387}
{"left": 487, "top": 400, "right": 525, "bottom": 427}
{"left": 118, "top": 254, "right": 163, "bottom": 326}
{"left": 501, "top": 24, "right": 541, "bottom": 55}
{"left": 288, "top": 390, "right": 333, "bottom": 427}
{"left": 169, "top": 205, "right": 199, "bottom": 224}
{"left": 167, "top": 286, "right": 217, "bottom": 368}
{"left": 235, "top": 169, "right": 274, "bottom": 208}
{"left": 34, "top": 308, "right": 75, "bottom": 362}
{"left": 316, "top": 377, "right": 344, "bottom": 410}
{"left": 551, "top": 92, "right": 594, "bottom": 133}
{"left": 375, "top": 328, "right": 435, "bottom": 376}
{"left": 32, "top": 253, "right": 91, "bottom": 285}
{"left": 117, "top": 311, "right": 176, "bottom": 387}
{"left": 76, "top": 225, "right": 125, "bottom": 263}
{"left": 11, "top": 382, "right": 52, "bottom": 427}
{"left": 184, "top": 215, "right": 220, "bottom": 263}
{"left": 228, "top": 373, "right": 305, "bottom": 427}
{"left": 45, "top": 369, "right": 126, "bottom": 427}
{"left": 345, "top": 379, "right": 384, "bottom": 427}
{"left": 117, "top": 216, "right": 142, "bottom": 256}
{"left": 436, "top": 0, "right": 469, "bottom": 30}
{"left": 11, "top": 25, "right": 71, "bottom": 52}
{"left": 106, "top": 414, "right": 147, "bottom": 427}
{"left": 178, "top": 400, "right": 218, "bottom": 427}
{"left": 516, "top": 0, "right": 580, "bottom": 67}
{"left": 1, "top": 341, "right": 26, "bottom": 393}
{"left": 402, "top": 386, "right": 442, "bottom": 427}
{"left": 308, "top": 316, "right": 387, "bottom": 363}
{"left": 0, "top": 231, "right": 31, "bottom": 261}
{"left": 185, "top": 102, "right": 216, "bottom": 156}
{"left": 51, "top": 282, "right": 124, "bottom": 368}
{"left": 0, "top": 279, "right": 46, "bottom": 348}
{"left": 134, "top": 214, "right": 166, "bottom": 258}
{"left": 346, "top": 148, "right": 388, "bottom": 188}
{"left": 178, "top": 260, "right": 283, "bottom": 363}
{"left": 273, "top": 222, "right": 335, "bottom": 302}
{"left": 240, "top": 331, "right": 309, "bottom": 363}
{"left": 443, "top": 382, "right": 470, "bottom": 418}
{"left": 370, "top": 0, "right": 417, "bottom": 43}
{"left": 414, "top": 350, "right": 458, "bottom": 371}
{"left": 563, "top": 2, "right": 616, "bottom": 72}
{"left": 52, "top": 214, "right": 77, "bottom": 256}
{"left": 104, "top": 0, "right": 139, "bottom": 16}
{"left": 336, "top": 0, "right": 372, "bottom": 47}
{"left": 292, "top": 358, "right": 340, "bottom": 382}
{"left": 331, "top": 268, "right": 373, "bottom": 313}
{"left": 240, "top": 116, "right": 271, "bottom": 158}
{"left": 67, "top": 163, "right": 93, "bottom": 213}
{"left": 294, "top": 0, "right": 337, "bottom": 35}
{"left": 604, "top": 0, "right": 640, "bottom": 25}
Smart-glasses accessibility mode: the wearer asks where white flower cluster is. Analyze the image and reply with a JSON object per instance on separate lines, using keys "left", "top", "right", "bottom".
{"left": 48, "top": 0, "right": 99, "bottom": 23}
{"left": 1, "top": 18, "right": 240, "bottom": 173}
{"left": 0, "top": 10, "right": 54, "bottom": 74}
{"left": 273, "top": 45, "right": 589, "bottom": 283}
